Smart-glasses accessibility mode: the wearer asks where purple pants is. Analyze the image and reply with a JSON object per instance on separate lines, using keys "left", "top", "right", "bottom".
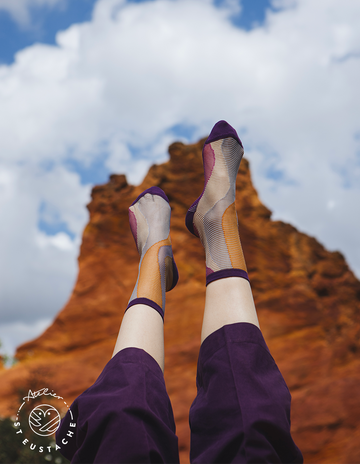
{"left": 56, "top": 323, "right": 303, "bottom": 463}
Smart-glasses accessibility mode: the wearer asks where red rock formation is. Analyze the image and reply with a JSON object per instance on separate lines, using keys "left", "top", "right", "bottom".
{"left": 1, "top": 138, "right": 360, "bottom": 463}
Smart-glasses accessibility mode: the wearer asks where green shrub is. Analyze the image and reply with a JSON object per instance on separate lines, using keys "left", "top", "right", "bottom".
{"left": 0, "top": 417, "right": 69, "bottom": 464}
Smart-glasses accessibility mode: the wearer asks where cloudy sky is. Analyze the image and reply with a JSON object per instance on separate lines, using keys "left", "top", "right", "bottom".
{"left": 0, "top": 0, "right": 359, "bottom": 359}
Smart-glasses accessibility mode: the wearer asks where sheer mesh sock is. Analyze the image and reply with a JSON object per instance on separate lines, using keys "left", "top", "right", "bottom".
{"left": 126, "top": 186, "right": 178, "bottom": 320}
{"left": 185, "top": 120, "right": 249, "bottom": 286}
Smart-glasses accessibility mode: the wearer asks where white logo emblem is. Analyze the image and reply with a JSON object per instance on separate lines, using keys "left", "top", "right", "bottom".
{"left": 28, "top": 404, "right": 61, "bottom": 436}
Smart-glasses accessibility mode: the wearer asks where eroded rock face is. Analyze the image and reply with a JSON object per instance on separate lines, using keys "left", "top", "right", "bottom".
{"left": 1, "top": 138, "right": 360, "bottom": 463}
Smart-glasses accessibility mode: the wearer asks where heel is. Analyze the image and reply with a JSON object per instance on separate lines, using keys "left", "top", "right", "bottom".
{"left": 185, "top": 121, "right": 242, "bottom": 237}
{"left": 185, "top": 198, "right": 200, "bottom": 236}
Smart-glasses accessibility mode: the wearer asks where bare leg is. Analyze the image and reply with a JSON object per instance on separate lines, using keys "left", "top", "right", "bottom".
{"left": 112, "top": 187, "right": 178, "bottom": 371}
{"left": 202, "top": 277, "right": 259, "bottom": 343}
{"left": 113, "top": 304, "right": 165, "bottom": 370}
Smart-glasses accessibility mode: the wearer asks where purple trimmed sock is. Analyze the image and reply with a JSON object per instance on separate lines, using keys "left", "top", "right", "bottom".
{"left": 126, "top": 187, "right": 178, "bottom": 317}
{"left": 185, "top": 121, "right": 249, "bottom": 284}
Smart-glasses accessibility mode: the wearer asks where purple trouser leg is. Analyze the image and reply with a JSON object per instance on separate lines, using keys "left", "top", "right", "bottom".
{"left": 56, "top": 348, "right": 180, "bottom": 464}
{"left": 56, "top": 324, "right": 302, "bottom": 463}
{"left": 189, "top": 323, "right": 303, "bottom": 464}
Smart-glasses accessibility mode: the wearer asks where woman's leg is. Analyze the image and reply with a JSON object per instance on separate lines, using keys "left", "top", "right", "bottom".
{"left": 56, "top": 187, "right": 180, "bottom": 464}
{"left": 113, "top": 304, "right": 165, "bottom": 370}
{"left": 113, "top": 186, "right": 178, "bottom": 371}
{"left": 187, "top": 121, "right": 303, "bottom": 463}
{"left": 202, "top": 277, "right": 259, "bottom": 343}
{"left": 185, "top": 120, "right": 259, "bottom": 340}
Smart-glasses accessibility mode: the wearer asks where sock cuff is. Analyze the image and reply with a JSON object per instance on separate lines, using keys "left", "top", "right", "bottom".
{"left": 206, "top": 269, "right": 250, "bottom": 286}
{"left": 125, "top": 298, "right": 164, "bottom": 321}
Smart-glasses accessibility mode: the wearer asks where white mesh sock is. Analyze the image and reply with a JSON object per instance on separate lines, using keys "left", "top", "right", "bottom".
{"left": 126, "top": 187, "right": 178, "bottom": 319}
{"left": 186, "top": 120, "right": 249, "bottom": 286}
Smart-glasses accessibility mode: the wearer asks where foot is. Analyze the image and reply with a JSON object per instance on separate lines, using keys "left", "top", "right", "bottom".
{"left": 185, "top": 121, "right": 248, "bottom": 285}
{"left": 127, "top": 186, "right": 178, "bottom": 319}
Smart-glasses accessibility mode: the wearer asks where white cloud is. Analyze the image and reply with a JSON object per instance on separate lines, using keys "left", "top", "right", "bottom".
{"left": 0, "top": 0, "right": 360, "bottom": 354}
{"left": 0, "top": 318, "right": 51, "bottom": 363}
{"left": 0, "top": 164, "right": 90, "bottom": 325}
{"left": 0, "top": 0, "right": 63, "bottom": 25}
{"left": 36, "top": 231, "right": 78, "bottom": 250}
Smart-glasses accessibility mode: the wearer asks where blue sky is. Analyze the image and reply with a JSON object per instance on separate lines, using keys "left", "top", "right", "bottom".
{"left": 0, "top": 0, "right": 359, "bottom": 358}
{"left": 0, "top": 0, "right": 274, "bottom": 65}
{"left": 0, "top": 1, "right": 96, "bottom": 65}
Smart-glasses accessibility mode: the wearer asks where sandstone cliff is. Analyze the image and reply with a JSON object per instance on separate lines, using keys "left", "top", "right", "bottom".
{"left": 1, "top": 138, "right": 360, "bottom": 463}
